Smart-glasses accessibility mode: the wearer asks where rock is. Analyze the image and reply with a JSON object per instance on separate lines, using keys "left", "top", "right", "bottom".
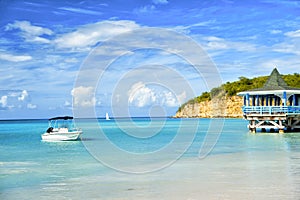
{"left": 174, "top": 95, "right": 243, "bottom": 118}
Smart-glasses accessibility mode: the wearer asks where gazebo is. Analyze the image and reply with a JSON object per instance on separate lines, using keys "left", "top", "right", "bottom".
{"left": 238, "top": 68, "right": 300, "bottom": 133}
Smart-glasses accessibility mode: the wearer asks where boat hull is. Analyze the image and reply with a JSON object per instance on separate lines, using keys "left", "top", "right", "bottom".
{"left": 41, "top": 131, "right": 82, "bottom": 141}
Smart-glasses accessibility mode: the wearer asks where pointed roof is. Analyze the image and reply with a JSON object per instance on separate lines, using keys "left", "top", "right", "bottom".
{"left": 238, "top": 68, "right": 300, "bottom": 95}
{"left": 261, "top": 68, "right": 289, "bottom": 90}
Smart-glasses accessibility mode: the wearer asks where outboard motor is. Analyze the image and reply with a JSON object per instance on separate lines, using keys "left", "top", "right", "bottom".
{"left": 47, "top": 127, "right": 53, "bottom": 133}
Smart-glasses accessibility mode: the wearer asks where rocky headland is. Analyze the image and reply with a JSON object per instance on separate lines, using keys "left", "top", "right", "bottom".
{"left": 174, "top": 94, "right": 243, "bottom": 118}
{"left": 174, "top": 73, "right": 300, "bottom": 118}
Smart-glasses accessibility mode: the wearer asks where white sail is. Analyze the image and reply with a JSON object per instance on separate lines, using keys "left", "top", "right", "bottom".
{"left": 105, "top": 112, "right": 110, "bottom": 120}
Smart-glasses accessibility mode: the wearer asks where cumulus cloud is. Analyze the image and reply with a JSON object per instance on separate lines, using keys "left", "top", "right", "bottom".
{"left": 0, "top": 90, "right": 34, "bottom": 110}
{"left": 0, "top": 52, "right": 32, "bottom": 62}
{"left": 128, "top": 82, "right": 156, "bottom": 107}
{"left": 162, "top": 91, "right": 177, "bottom": 107}
{"left": 18, "top": 90, "right": 29, "bottom": 101}
{"left": 5, "top": 20, "right": 53, "bottom": 43}
{"left": 0, "top": 96, "right": 8, "bottom": 108}
{"left": 71, "top": 86, "right": 96, "bottom": 107}
{"left": 54, "top": 20, "right": 140, "bottom": 50}
{"left": 127, "top": 82, "right": 180, "bottom": 108}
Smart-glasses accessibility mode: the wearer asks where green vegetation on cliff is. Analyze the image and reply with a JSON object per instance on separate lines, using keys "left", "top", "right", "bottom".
{"left": 177, "top": 73, "right": 300, "bottom": 112}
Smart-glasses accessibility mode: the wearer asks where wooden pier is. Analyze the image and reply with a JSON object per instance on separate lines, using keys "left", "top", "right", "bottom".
{"left": 238, "top": 68, "right": 300, "bottom": 133}
{"left": 242, "top": 106, "right": 300, "bottom": 133}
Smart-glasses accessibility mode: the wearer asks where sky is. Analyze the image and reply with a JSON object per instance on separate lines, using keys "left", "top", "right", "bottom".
{"left": 0, "top": 0, "right": 300, "bottom": 119}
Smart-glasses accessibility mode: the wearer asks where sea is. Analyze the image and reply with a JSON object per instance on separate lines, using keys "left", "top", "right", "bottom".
{"left": 1, "top": 118, "right": 300, "bottom": 200}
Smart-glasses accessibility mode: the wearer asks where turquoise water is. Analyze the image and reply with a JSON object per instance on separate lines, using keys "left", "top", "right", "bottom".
{"left": 1, "top": 118, "right": 300, "bottom": 199}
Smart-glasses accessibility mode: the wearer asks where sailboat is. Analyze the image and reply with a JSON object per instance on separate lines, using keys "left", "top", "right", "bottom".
{"left": 105, "top": 112, "right": 110, "bottom": 120}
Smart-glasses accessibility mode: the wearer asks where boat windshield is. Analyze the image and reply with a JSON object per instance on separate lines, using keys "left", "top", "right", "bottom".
{"left": 48, "top": 116, "right": 76, "bottom": 130}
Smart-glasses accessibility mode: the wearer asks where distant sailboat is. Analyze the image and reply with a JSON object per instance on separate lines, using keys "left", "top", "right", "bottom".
{"left": 105, "top": 112, "right": 110, "bottom": 120}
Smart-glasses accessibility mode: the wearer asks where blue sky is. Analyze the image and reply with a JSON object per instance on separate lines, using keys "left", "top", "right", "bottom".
{"left": 0, "top": 0, "right": 300, "bottom": 119}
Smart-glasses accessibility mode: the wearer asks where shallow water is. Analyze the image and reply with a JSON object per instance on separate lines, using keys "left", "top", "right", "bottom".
{"left": 1, "top": 118, "right": 300, "bottom": 199}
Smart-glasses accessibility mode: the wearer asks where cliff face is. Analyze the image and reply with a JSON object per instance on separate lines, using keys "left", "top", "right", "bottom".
{"left": 174, "top": 72, "right": 300, "bottom": 118}
{"left": 175, "top": 95, "right": 243, "bottom": 118}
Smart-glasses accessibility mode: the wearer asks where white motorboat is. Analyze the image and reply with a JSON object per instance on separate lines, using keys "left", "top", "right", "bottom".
{"left": 41, "top": 116, "right": 82, "bottom": 141}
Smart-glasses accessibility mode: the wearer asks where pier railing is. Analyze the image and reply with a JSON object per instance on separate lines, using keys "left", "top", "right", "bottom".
{"left": 242, "top": 106, "right": 300, "bottom": 115}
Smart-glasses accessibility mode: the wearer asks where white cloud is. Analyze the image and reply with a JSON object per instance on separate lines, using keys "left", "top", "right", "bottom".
{"left": 135, "top": 5, "right": 156, "bottom": 13}
{"left": 6, "top": 20, "right": 53, "bottom": 35}
{"left": 176, "top": 91, "right": 187, "bottom": 105}
{"left": 29, "top": 36, "right": 51, "bottom": 43}
{"left": 270, "top": 29, "right": 282, "bottom": 34}
{"left": 0, "top": 90, "right": 34, "bottom": 110}
{"left": 71, "top": 86, "right": 96, "bottom": 107}
{"left": 273, "top": 44, "right": 300, "bottom": 55}
{"left": 0, "top": 96, "right": 8, "bottom": 108}
{"left": 206, "top": 41, "right": 228, "bottom": 50}
{"left": 200, "top": 36, "right": 256, "bottom": 52}
{"left": 285, "top": 30, "right": 300, "bottom": 37}
{"left": 18, "top": 90, "right": 29, "bottom": 101}
{"left": 0, "top": 52, "right": 32, "bottom": 62}
{"left": 257, "top": 58, "right": 300, "bottom": 75}
{"left": 134, "top": 0, "right": 167, "bottom": 14}
{"left": 162, "top": 91, "right": 178, "bottom": 107}
{"left": 152, "top": 0, "right": 168, "bottom": 5}
{"left": 27, "top": 103, "right": 37, "bottom": 109}
{"left": 59, "top": 7, "right": 101, "bottom": 15}
{"left": 127, "top": 82, "right": 181, "bottom": 108}
{"left": 273, "top": 30, "right": 300, "bottom": 55}
{"left": 54, "top": 20, "right": 141, "bottom": 50}
{"left": 64, "top": 57, "right": 79, "bottom": 63}
{"left": 173, "top": 21, "right": 215, "bottom": 34}
{"left": 5, "top": 20, "right": 53, "bottom": 43}
{"left": 128, "top": 82, "right": 156, "bottom": 107}
{"left": 64, "top": 101, "right": 71, "bottom": 107}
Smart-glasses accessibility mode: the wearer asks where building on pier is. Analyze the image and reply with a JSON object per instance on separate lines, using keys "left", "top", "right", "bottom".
{"left": 237, "top": 68, "right": 300, "bottom": 133}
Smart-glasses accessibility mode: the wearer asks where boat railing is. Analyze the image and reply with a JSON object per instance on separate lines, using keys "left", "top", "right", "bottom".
{"left": 242, "top": 106, "right": 300, "bottom": 115}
